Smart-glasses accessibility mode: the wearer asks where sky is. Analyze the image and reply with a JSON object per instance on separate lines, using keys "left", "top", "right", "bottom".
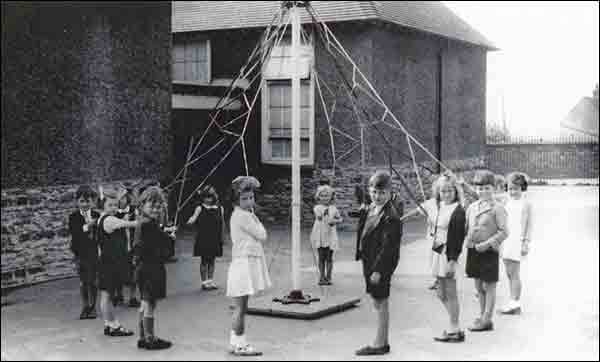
{"left": 444, "top": 1, "right": 599, "bottom": 136}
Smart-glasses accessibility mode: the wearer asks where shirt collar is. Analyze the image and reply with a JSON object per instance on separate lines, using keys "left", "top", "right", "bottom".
{"left": 202, "top": 204, "right": 218, "bottom": 209}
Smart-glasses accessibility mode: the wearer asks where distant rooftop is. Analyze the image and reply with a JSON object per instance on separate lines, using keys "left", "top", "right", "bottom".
{"left": 172, "top": 1, "right": 497, "bottom": 50}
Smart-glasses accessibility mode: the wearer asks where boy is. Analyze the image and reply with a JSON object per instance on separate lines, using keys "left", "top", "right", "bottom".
{"left": 355, "top": 171, "right": 403, "bottom": 356}
{"left": 69, "top": 185, "right": 100, "bottom": 319}
{"left": 97, "top": 188, "right": 140, "bottom": 337}
{"left": 465, "top": 170, "right": 509, "bottom": 331}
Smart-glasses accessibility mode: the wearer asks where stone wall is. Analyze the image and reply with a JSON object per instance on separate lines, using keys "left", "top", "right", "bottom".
{"left": 254, "top": 156, "right": 486, "bottom": 231}
{"left": 1, "top": 180, "right": 151, "bottom": 290}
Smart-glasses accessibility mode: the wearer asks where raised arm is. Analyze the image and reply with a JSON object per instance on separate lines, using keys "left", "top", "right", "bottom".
{"left": 103, "top": 215, "right": 139, "bottom": 234}
{"left": 187, "top": 206, "right": 202, "bottom": 225}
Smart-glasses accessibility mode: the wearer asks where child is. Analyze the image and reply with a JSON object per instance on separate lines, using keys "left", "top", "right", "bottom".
{"left": 133, "top": 186, "right": 176, "bottom": 350}
{"left": 310, "top": 185, "right": 342, "bottom": 286}
{"left": 465, "top": 170, "right": 509, "bottom": 332}
{"left": 226, "top": 176, "right": 271, "bottom": 356}
{"left": 420, "top": 174, "right": 467, "bottom": 342}
{"left": 115, "top": 191, "right": 140, "bottom": 308}
{"left": 354, "top": 171, "right": 403, "bottom": 356}
{"left": 69, "top": 185, "right": 100, "bottom": 320}
{"left": 187, "top": 185, "right": 225, "bottom": 291}
{"left": 500, "top": 172, "right": 533, "bottom": 315}
{"left": 96, "top": 188, "right": 140, "bottom": 337}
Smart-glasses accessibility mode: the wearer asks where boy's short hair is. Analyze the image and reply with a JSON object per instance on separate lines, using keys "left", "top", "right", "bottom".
{"left": 369, "top": 171, "right": 392, "bottom": 190}
{"left": 506, "top": 172, "right": 529, "bottom": 191}
{"left": 472, "top": 170, "right": 496, "bottom": 186}
{"left": 75, "top": 185, "right": 96, "bottom": 200}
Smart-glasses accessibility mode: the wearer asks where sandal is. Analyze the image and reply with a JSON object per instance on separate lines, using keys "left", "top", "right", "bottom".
{"left": 230, "top": 344, "right": 263, "bottom": 356}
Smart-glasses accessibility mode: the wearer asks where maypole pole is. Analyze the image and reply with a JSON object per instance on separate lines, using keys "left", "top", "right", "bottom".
{"left": 273, "top": 0, "right": 318, "bottom": 305}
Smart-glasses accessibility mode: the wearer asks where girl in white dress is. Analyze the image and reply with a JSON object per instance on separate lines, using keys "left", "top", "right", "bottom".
{"left": 310, "top": 185, "right": 342, "bottom": 285}
{"left": 226, "top": 176, "right": 271, "bottom": 356}
{"left": 500, "top": 172, "right": 532, "bottom": 315}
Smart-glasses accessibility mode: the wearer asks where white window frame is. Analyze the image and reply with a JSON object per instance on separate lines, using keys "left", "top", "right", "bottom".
{"left": 172, "top": 38, "right": 211, "bottom": 84}
{"left": 261, "top": 32, "right": 314, "bottom": 166}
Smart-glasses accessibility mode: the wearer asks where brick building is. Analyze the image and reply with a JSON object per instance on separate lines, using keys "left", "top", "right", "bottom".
{"left": 170, "top": 1, "right": 496, "bottom": 225}
{"left": 1, "top": 2, "right": 172, "bottom": 288}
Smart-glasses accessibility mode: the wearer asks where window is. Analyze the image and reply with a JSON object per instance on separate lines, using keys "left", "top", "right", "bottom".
{"left": 261, "top": 32, "right": 314, "bottom": 165}
{"left": 172, "top": 39, "right": 210, "bottom": 83}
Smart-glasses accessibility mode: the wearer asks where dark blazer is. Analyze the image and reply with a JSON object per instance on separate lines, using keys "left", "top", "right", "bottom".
{"left": 355, "top": 196, "right": 404, "bottom": 278}
{"left": 445, "top": 204, "right": 467, "bottom": 262}
{"left": 68, "top": 209, "right": 100, "bottom": 260}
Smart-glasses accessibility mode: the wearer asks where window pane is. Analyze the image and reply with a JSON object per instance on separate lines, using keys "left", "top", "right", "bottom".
{"left": 271, "top": 140, "right": 284, "bottom": 158}
{"left": 185, "top": 43, "right": 196, "bottom": 61}
{"left": 185, "top": 62, "right": 198, "bottom": 81}
{"left": 301, "top": 139, "right": 310, "bottom": 158}
{"left": 197, "top": 61, "right": 208, "bottom": 82}
{"left": 281, "top": 83, "right": 291, "bottom": 106}
{"left": 301, "top": 109, "right": 311, "bottom": 130}
{"left": 282, "top": 108, "right": 292, "bottom": 130}
{"left": 196, "top": 41, "right": 207, "bottom": 60}
{"left": 173, "top": 62, "right": 185, "bottom": 81}
{"left": 269, "top": 84, "right": 283, "bottom": 107}
{"left": 301, "top": 82, "right": 310, "bottom": 107}
{"left": 269, "top": 109, "right": 282, "bottom": 132}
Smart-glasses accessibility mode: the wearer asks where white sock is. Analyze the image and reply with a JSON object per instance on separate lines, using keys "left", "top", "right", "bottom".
{"left": 239, "top": 334, "right": 247, "bottom": 346}
{"left": 230, "top": 331, "right": 240, "bottom": 346}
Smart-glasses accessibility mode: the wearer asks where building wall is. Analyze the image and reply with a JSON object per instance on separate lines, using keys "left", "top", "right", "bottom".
{"left": 2, "top": 2, "right": 172, "bottom": 188}
{"left": 1, "top": 2, "right": 171, "bottom": 288}
{"left": 170, "top": 21, "right": 488, "bottom": 229}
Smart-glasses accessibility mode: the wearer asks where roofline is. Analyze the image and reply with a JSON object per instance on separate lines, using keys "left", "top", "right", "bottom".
{"left": 173, "top": 17, "right": 499, "bottom": 51}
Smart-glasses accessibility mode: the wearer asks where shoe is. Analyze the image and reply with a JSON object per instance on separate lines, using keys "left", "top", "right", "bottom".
{"left": 105, "top": 325, "right": 134, "bottom": 337}
{"left": 128, "top": 298, "right": 141, "bottom": 308}
{"left": 355, "top": 344, "right": 390, "bottom": 356}
{"left": 79, "top": 308, "right": 88, "bottom": 320}
{"left": 468, "top": 320, "right": 494, "bottom": 332}
{"left": 86, "top": 307, "right": 98, "bottom": 319}
{"left": 208, "top": 283, "right": 219, "bottom": 290}
{"left": 318, "top": 278, "right": 327, "bottom": 286}
{"left": 500, "top": 306, "right": 522, "bottom": 315}
{"left": 434, "top": 330, "right": 465, "bottom": 343}
{"left": 229, "top": 344, "right": 262, "bottom": 356}
{"left": 428, "top": 280, "right": 439, "bottom": 290}
{"left": 201, "top": 283, "right": 209, "bottom": 291}
{"left": 138, "top": 336, "right": 172, "bottom": 350}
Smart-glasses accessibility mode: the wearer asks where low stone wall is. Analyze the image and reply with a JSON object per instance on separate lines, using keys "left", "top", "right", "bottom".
{"left": 254, "top": 157, "right": 485, "bottom": 231}
{"left": 1, "top": 180, "right": 148, "bottom": 290}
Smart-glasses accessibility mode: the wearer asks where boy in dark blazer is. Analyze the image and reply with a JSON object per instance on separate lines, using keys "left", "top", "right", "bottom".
{"left": 354, "top": 171, "right": 403, "bottom": 356}
{"left": 69, "top": 185, "right": 100, "bottom": 319}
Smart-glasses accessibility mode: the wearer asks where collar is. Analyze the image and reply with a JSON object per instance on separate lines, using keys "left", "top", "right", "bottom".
{"left": 202, "top": 204, "right": 219, "bottom": 209}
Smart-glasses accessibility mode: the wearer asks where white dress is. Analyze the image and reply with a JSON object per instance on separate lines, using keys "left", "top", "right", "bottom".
{"left": 421, "top": 199, "right": 459, "bottom": 277}
{"left": 502, "top": 198, "right": 525, "bottom": 262}
{"left": 310, "top": 205, "right": 340, "bottom": 251}
{"left": 226, "top": 207, "right": 272, "bottom": 297}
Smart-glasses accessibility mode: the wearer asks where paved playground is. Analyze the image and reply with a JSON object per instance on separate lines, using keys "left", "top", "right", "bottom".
{"left": 1, "top": 186, "right": 598, "bottom": 360}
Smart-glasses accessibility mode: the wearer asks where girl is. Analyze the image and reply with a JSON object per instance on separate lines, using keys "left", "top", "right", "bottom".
{"left": 465, "top": 170, "right": 509, "bottom": 332}
{"left": 354, "top": 171, "right": 403, "bottom": 356}
{"left": 310, "top": 185, "right": 342, "bottom": 285}
{"left": 421, "top": 174, "right": 467, "bottom": 342}
{"left": 226, "top": 176, "right": 271, "bottom": 357}
{"left": 500, "top": 172, "right": 532, "bottom": 315}
{"left": 96, "top": 188, "right": 140, "bottom": 337}
{"left": 133, "top": 186, "right": 177, "bottom": 350}
{"left": 187, "top": 185, "right": 225, "bottom": 291}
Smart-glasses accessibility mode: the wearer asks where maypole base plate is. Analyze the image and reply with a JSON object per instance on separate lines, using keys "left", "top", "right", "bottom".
{"left": 247, "top": 292, "right": 360, "bottom": 320}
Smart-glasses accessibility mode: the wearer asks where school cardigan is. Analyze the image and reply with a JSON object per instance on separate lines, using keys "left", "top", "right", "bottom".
{"left": 230, "top": 207, "right": 266, "bottom": 258}
{"left": 355, "top": 197, "right": 403, "bottom": 277}
{"left": 69, "top": 210, "right": 100, "bottom": 260}
{"left": 444, "top": 205, "right": 467, "bottom": 262}
{"left": 133, "top": 219, "right": 171, "bottom": 267}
